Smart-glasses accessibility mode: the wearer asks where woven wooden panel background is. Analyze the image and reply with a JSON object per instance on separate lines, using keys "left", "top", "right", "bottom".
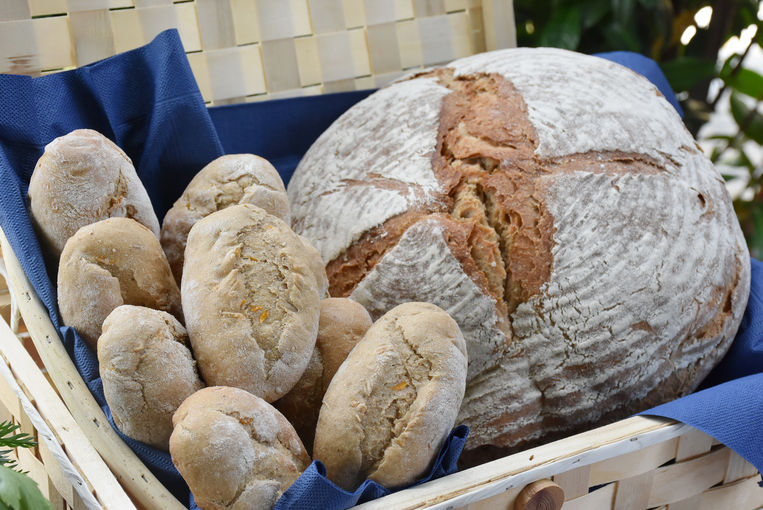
{"left": 0, "top": 0, "right": 516, "bottom": 104}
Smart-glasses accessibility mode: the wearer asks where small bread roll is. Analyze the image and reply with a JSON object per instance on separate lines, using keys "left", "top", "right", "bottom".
{"left": 276, "top": 298, "right": 372, "bottom": 453}
{"left": 182, "top": 204, "right": 320, "bottom": 402}
{"left": 170, "top": 386, "right": 310, "bottom": 510}
{"left": 58, "top": 217, "right": 182, "bottom": 350}
{"left": 28, "top": 129, "right": 159, "bottom": 261}
{"left": 313, "top": 302, "right": 468, "bottom": 490}
{"left": 161, "top": 154, "right": 289, "bottom": 283}
{"left": 98, "top": 306, "right": 203, "bottom": 450}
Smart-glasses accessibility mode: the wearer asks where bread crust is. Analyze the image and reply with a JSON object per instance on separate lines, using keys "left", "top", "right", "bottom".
{"left": 288, "top": 48, "right": 752, "bottom": 455}
{"left": 28, "top": 129, "right": 159, "bottom": 262}
{"left": 161, "top": 154, "right": 290, "bottom": 284}
{"left": 98, "top": 305, "right": 203, "bottom": 450}
{"left": 182, "top": 204, "right": 320, "bottom": 402}
{"left": 170, "top": 386, "right": 310, "bottom": 510}
{"left": 313, "top": 302, "right": 467, "bottom": 490}
{"left": 275, "top": 297, "right": 372, "bottom": 454}
{"left": 57, "top": 217, "right": 182, "bottom": 350}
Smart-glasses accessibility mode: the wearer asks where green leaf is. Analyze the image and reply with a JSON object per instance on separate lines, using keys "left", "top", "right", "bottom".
{"left": 722, "top": 67, "right": 763, "bottom": 99}
{"left": 602, "top": 22, "right": 642, "bottom": 52}
{"left": 0, "top": 466, "right": 52, "bottom": 510}
{"left": 579, "top": 0, "right": 610, "bottom": 29}
{"left": 660, "top": 57, "right": 716, "bottom": 92}
{"left": 729, "top": 92, "right": 763, "bottom": 144}
{"left": 539, "top": 6, "right": 582, "bottom": 49}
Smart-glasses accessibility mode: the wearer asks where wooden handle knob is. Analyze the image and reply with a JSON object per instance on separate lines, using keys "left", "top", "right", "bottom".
{"left": 514, "top": 479, "right": 565, "bottom": 510}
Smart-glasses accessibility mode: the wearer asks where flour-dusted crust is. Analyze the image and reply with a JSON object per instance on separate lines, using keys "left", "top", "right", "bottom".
{"left": 28, "top": 129, "right": 159, "bottom": 261}
{"left": 181, "top": 204, "right": 320, "bottom": 402}
{"left": 313, "top": 302, "right": 467, "bottom": 490}
{"left": 288, "top": 48, "right": 751, "bottom": 455}
{"left": 98, "top": 306, "right": 203, "bottom": 450}
{"left": 161, "top": 154, "right": 289, "bottom": 284}
{"left": 275, "top": 297, "right": 372, "bottom": 454}
{"left": 170, "top": 386, "right": 310, "bottom": 510}
{"left": 57, "top": 217, "right": 182, "bottom": 351}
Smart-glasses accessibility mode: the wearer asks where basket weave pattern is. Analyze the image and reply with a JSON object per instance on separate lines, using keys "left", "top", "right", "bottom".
{"left": 0, "top": 0, "right": 516, "bottom": 104}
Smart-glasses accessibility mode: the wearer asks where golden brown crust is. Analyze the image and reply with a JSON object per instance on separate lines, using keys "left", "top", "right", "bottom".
{"left": 275, "top": 298, "right": 372, "bottom": 454}
{"left": 170, "top": 386, "right": 310, "bottom": 510}
{"left": 161, "top": 154, "right": 289, "bottom": 284}
{"left": 28, "top": 129, "right": 159, "bottom": 263}
{"left": 181, "top": 204, "right": 320, "bottom": 402}
{"left": 57, "top": 217, "right": 182, "bottom": 350}
{"left": 313, "top": 302, "right": 467, "bottom": 490}
{"left": 98, "top": 306, "right": 203, "bottom": 450}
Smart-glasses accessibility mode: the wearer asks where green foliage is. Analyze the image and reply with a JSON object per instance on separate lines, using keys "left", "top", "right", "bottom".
{"left": 0, "top": 466, "right": 52, "bottom": 510}
{"left": 0, "top": 422, "right": 51, "bottom": 510}
{"left": 515, "top": 0, "right": 763, "bottom": 257}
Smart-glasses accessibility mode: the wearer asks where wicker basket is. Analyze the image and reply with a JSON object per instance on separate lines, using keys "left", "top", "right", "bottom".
{"left": 2, "top": 226, "right": 763, "bottom": 510}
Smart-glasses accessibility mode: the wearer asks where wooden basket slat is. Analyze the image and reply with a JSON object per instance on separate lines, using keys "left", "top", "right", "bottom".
{"left": 725, "top": 450, "right": 759, "bottom": 483}
{"left": 648, "top": 447, "right": 730, "bottom": 507}
{"left": 612, "top": 470, "right": 654, "bottom": 510}
{"left": 1, "top": 0, "right": 516, "bottom": 104}
{"left": 553, "top": 465, "right": 590, "bottom": 500}
{"left": 675, "top": 427, "right": 715, "bottom": 462}
{"left": 589, "top": 437, "right": 679, "bottom": 486}
{"left": 561, "top": 483, "right": 616, "bottom": 510}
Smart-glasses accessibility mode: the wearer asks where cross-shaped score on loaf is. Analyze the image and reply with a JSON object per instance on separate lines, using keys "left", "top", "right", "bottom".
{"left": 287, "top": 48, "right": 750, "bottom": 459}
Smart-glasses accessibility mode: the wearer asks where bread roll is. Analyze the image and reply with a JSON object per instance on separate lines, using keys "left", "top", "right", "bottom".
{"left": 57, "top": 217, "right": 182, "bottom": 350}
{"left": 98, "top": 305, "right": 203, "bottom": 450}
{"left": 28, "top": 129, "right": 159, "bottom": 261}
{"left": 161, "top": 154, "right": 289, "bottom": 283}
{"left": 170, "top": 386, "right": 310, "bottom": 510}
{"left": 287, "top": 48, "right": 751, "bottom": 456}
{"left": 298, "top": 235, "right": 329, "bottom": 298}
{"left": 182, "top": 204, "right": 320, "bottom": 402}
{"left": 275, "top": 298, "right": 372, "bottom": 453}
{"left": 313, "top": 302, "right": 467, "bottom": 490}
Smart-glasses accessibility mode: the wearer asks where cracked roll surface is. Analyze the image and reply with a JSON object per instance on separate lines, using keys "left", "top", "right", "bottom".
{"left": 287, "top": 48, "right": 751, "bottom": 456}
{"left": 98, "top": 305, "right": 203, "bottom": 450}
{"left": 181, "top": 204, "right": 320, "bottom": 402}
{"left": 275, "top": 297, "right": 372, "bottom": 454}
{"left": 161, "top": 154, "right": 290, "bottom": 284}
{"left": 170, "top": 386, "right": 310, "bottom": 510}
{"left": 28, "top": 129, "right": 159, "bottom": 262}
{"left": 57, "top": 217, "right": 182, "bottom": 350}
{"left": 312, "top": 302, "right": 467, "bottom": 490}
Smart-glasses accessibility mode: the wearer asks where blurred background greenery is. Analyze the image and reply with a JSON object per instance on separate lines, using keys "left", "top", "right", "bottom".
{"left": 514, "top": 0, "right": 763, "bottom": 257}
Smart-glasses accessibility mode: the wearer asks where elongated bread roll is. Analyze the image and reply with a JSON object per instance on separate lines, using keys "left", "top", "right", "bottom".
{"left": 313, "top": 302, "right": 467, "bottom": 490}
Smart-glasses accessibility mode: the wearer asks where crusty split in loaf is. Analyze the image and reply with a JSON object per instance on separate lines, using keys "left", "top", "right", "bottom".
{"left": 287, "top": 48, "right": 752, "bottom": 458}
{"left": 275, "top": 297, "right": 372, "bottom": 453}
{"left": 182, "top": 204, "right": 320, "bottom": 402}
{"left": 28, "top": 129, "right": 159, "bottom": 262}
{"left": 161, "top": 154, "right": 290, "bottom": 284}
{"left": 98, "top": 305, "right": 203, "bottom": 450}
{"left": 57, "top": 217, "right": 182, "bottom": 350}
{"left": 170, "top": 386, "right": 310, "bottom": 510}
{"left": 313, "top": 302, "right": 467, "bottom": 490}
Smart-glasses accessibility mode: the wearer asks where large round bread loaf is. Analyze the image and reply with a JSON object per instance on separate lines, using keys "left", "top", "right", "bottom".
{"left": 287, "top": 48, "right": 752, "bottom": 456}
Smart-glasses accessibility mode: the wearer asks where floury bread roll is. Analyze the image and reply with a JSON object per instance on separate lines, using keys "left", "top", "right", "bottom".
{"left": 161, "top": 154, "right": 290, "bottom": 283}
{"left": 288, "top": 48, "right": 752, "bottom": 456}
{"left": 275, "top": 298, "right": 372, "bottom": 453}
{"left": 98, "top": 306, "right": 203, "bottom": 450}
{"left": 313, "top": 302, "right": 467, "bottom": 490}
{"left": 170, "top": 386, "right": 310, "bottom": 510}
{"left": 28, "top": 129, "right": 159, "bottom": 261}
{"left": 58, "top": 217, "right": 182, "bottom": 350}
{"left": 182, "top": 204, "right": 321, "bottom": 402}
